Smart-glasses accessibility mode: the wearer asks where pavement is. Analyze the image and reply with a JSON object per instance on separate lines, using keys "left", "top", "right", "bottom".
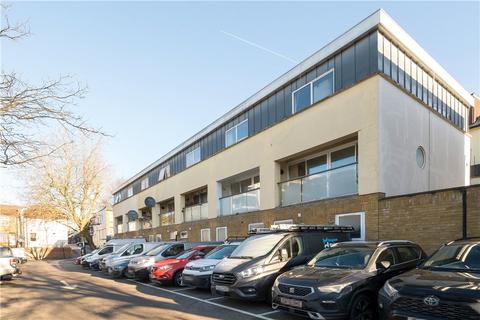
{"left": 0, "top": 260, "right": 304, "bottom": 320}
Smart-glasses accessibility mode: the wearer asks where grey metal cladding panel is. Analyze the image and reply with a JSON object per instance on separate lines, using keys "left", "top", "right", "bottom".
{"left": 355, "top": 36, "right": 370, "bottom": 81}
{"left": 284, "top": 84, "right": 292, "bottom": 117}
{"left": 334, "top": 54, "right": 342, "bottom": 90}
{"left": 342, "top": 46, "right": 355, "bottom": 87}
{"left": 260, "top": 100, "right": 268, "bottom": 129}
{"left": 275, "top": 89, "right": 285, "bottom": 122}
{"left": 267, "top": 95, "right": 276, "bottom": 127}
{"left": 247, "top": 108, "right": 255, "bottom": 135}
{"left": 369, "top": 32, "right": 379, "bottom": 74}
{"left": 254, "top": 104, "right": 261, "bottom": 133}
{"left": 316, "top": 62, "right": 328, "bottom": 77}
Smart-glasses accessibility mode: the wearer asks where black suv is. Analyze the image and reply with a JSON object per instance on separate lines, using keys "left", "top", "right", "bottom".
{"left": 379, "top": 238, "right": 480, "bottom": 320}
{"left": 211, "top": 225, "right": 353, "bottom": 301}
{"left": 272, "top": 240, "right": 425, "bottom": 320}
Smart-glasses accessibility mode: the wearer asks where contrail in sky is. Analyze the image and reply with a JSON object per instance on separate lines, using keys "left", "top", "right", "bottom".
{"left": 220, "top": 30, "right": 299, "bottom": 64}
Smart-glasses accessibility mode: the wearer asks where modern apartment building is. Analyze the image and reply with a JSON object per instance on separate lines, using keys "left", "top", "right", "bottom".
{"left": 112, "top": 9, "right": 476, "bottom": 246}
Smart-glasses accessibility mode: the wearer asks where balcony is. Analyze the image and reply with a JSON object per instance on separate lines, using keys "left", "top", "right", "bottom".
{"left": 160, "top": 211, "right": 175, "bottom": 226}
{"left": 471, "top": 164, "right": 480, "bottom": 178}
{"left": 184, "top": 203, "right": 208, "bottom": 222}
{"left": 219, "top": 188, "right": 260, "bottom": 216}
{"left": 279, "top": 163, "right": 358, "bottom": 206}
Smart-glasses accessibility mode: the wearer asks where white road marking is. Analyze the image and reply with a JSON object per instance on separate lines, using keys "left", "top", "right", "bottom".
{"left": 60, "top": 280, "right": 77, "bottom": 290}
{"left": 206, "top": 296, "right": 227, "bottom": 301}
{"left": 259, "top": 310, "right": 280, "bottom": 316}
{"left": 170, "top": 287, "right": 196, "bottom": 292}
{"left": 128, "top": 280, "right": 275, "bottom": 320}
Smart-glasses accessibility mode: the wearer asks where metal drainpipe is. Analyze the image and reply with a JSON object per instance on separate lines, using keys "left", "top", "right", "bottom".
{"left": 462, "top": 188, "right": 467, "bottom": 240}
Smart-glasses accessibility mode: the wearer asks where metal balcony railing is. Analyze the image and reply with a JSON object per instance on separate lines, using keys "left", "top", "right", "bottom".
{"left": 279, "top": 163, "right": 358, "bottom": 207}
{"left": 219, "top": 188, "right": 260, "bottom": 216}
{"left": 184, "top": 203, "right": 208, "bottom": 222}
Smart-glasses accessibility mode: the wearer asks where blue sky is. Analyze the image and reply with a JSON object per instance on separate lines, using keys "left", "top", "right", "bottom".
{"left": 1, "top": 1, "right": 479, "bottom": 204}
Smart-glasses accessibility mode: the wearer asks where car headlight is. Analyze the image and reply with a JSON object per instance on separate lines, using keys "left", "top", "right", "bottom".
{"left": 199, "top": 265, "right": 215, "bottom": 272}
{"left": 383, "top": 281, "right": 399, "bottom": 298}
{"left": 158, "top": 264, "right": 174, "bottom": 270}
{"left": 239, "top": 266, "right": 264, "bottom": 279}
{"left": 318, "top": 284, "right": 352, "bottom": 294}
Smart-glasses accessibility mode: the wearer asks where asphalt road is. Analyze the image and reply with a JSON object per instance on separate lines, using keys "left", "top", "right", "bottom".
{"left": 0, "top": 260, "right": 304, "bottom": 320}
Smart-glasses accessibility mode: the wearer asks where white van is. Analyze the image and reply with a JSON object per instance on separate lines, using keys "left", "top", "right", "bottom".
{"left": 84, "top": 238, "right": 145, "bottom": 269}
{"left": 107, "top": 242, "right": 163, "bottom": 278}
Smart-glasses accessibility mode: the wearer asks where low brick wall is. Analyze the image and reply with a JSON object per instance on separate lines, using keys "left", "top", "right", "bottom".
{"left": 118, "top": 185, "right": 480, "bottom": 255}
{"left": 26, "top": 247, "right": 73, "bottom": 260}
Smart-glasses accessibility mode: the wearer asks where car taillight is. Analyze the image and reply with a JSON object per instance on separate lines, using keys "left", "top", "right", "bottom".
{"left": 10, "top": 258, "right": 17, "bottom": 267}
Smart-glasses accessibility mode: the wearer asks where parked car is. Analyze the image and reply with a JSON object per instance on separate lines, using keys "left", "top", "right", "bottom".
{"left": 379, "top": 238, "right": 480, "bottom": 320}
{"left": 150, "top": 245, "right": 218, "bottom": 286}
{"left": 84, "top": 238, "right": 146, "bottom": 269}
{"left": 11, "top": 248, "right": 27, "bottom": 264}
{"left": 77, "top": 249, "right": 99, "bottom": 265}
{"left": 100, "top": 244, "right": 132, "bottom": 272}
{"left": 272, "top": 240, "right": 425, "bottom": 320}
{"left": 211, "top": 224, "right": 353, "bottom": 302}
{"left": 126, "top": 242, "right": 186, "bottom": 281}
{"left": 183, "top": 242, "right": 241, "bottom": 289}
{"left": 108, "top": 242, "right": 163, "bottom": 278}
{"left": 0, "top": 247, "right": 19, "bottom": 281}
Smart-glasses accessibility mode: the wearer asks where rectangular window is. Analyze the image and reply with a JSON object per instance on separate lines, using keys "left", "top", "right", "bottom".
{"left": 155, "top": 234, "right": 162, "bottom": 242}
{"left": 292, "top": 83, "right": 311, "bottom": 113}
{"left": 225, "top": 119, "right": 249, "bottom": 147}
{"left": 141, "top": 178, "right": 149, "bottom": 190}
{"left": 148, "top": 235, "right": 154, "bottom": 242}
{"left": 158, "top": 165, "right": 170, "bottom": 182}
{"left": 186, "top": 147, "right": 201, "bottom": 167}
{"left": 335, "top": 212, "right": 365, "bottom": 240}
{"left": 200, "top": 228, "right": 211, "bottom": 241}
{"left": 312, "top": 70, "right": 334, "bottom": 103}
{"left": 30, "top": 233, "right": 37, "bottom": 241}
{"left": 127, "top": 186, "right": 133, "bottom": 197}
{"left": 216, "top": 227, "right": 228, "bottom": 242}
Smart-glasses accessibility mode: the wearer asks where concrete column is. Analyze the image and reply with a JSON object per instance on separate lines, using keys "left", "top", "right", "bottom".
{"left": 174, "top": 194, "right": 185, "bottom": 224}
{"left": 151, "top": 204, "right": 160, "bottom": 228}
{"left": 207, "top": 180, "right": 219, "bottom": 219}
{"left": 260, "top": 160, "right": 281, "bottom": 210}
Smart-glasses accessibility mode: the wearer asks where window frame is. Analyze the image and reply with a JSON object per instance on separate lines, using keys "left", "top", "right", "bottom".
{"left": 216, "top": 226, "right": 228, "bottom": 242}
{"left": 200, "top": 228, "right": 211, "bottom": 241}
{"left": 225, "top": 119, "right": 249, "bottom": 148}
{"left": 287, "top": 142, "right": 357, "bottom": 180}
{"left": 186, "top": 147, "right": 201, "bottom": 167}
{"left": 292, "top": 68, "right": 335, "bottom": 114}
{"left": 140, "top": 177, "right": 149, "bottom": 190}
{"left": 335, "top": 212, "right": 365, "bottom": 241}
{"left": 248, "top": 222, "right": 265, "bottom": 232}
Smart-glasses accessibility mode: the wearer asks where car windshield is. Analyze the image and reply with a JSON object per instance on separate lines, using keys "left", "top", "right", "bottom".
{"left": 309, "top": 246, "right": 375, "bottom": 269}
{"left": 176, "top": 249, "right": 195, "bottom": 260}
{"left": 145, "top": 244, "right": 169, "bottom": 256}
{"left": 422, "top": 243, "right": 480, "bottom": 272}
{"left": 205, "top": 245, "right": 238, "bottom": 260}
{"left": 230, "top": 234, "right": 286, "bottom": 259}
{"left": 114, "top": 243, "right": 130, "bottom": 254}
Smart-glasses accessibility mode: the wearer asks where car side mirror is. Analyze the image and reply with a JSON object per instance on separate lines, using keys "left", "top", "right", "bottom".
{"left": 377, "top": 260, "right": 391, "bottom": 272}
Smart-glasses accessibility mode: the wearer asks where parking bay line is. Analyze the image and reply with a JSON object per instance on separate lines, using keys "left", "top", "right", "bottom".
{"left": 259, "top": 310, "right": 280, "bottom": 316}
{"left": 128, "top": 280, "right": 275, "bottom": 320}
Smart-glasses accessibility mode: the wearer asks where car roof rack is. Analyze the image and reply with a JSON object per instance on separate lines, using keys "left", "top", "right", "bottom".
{"left": 448, "top": 237, "right": 480, "bottom": 244}
{"left": 248, "top": 224, "right": 354, "bottom": 234}
{"left": 377, "top": 240, "right": 415, "bottom": 247}
{"left": 224, "top": 236, "right": 247, "bottom": 243}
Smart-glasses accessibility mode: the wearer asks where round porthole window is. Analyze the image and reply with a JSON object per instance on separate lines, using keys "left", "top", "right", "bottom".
{"left": 416, "top": 146, "right": 426, "bottom": 169}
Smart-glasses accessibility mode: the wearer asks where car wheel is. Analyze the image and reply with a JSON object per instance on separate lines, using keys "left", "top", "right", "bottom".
{"left": 173, "top": 271, "right": 183, "bottom": 287}
{"left": 349, "top": 294, "right": 374, "bottom": 320}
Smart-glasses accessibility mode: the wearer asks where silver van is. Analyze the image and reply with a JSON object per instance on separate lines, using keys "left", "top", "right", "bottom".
{"left": 107, "top": 242, "right": 163, "bottom": 278}
{"left": 84, "top": 238, "right": 145, "bottom": 270}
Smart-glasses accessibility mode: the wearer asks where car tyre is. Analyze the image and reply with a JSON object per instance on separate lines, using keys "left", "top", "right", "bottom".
{"left": 349, "top": 294, "right": 374, "bottom": 320}
{"left": 173, "top": 270, "right": 183, "bottom": 287}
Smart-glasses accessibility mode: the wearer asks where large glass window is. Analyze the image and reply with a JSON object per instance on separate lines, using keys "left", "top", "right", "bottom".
{"left": 331, "top": 146, "right": 356, "bottom": 169}
{"left": 335, "top": 212, "right": 365, "bottom": 240}
{"left": 293, "top": 69, "right": 334, "bottom": 113}
{"left": 313, "top": 71, "right": 334, "bottom": 103}
{"left": 186, "top": 147, "right": 201, "bottom": 167}
{"left": 225, "top": 120, "right": 249, "bottom": 147}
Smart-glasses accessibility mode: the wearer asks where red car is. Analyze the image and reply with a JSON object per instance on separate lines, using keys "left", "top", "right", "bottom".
{"left": 150, "top": 245, "right": 217, "bottom": 286}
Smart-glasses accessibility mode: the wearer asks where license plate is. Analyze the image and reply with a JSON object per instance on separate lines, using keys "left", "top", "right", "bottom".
{"left": 215, "top": 285, "right": 230, "bottom": 293}
{"left": 280, "top": 297, "right": 303, "bottom": 308}
{"left": 183, "top": 275, "right": 193, "bottom": 281}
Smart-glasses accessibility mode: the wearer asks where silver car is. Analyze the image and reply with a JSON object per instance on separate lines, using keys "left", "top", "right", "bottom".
{"left": 107, "top": 242, "right": 164, "bottom": 278}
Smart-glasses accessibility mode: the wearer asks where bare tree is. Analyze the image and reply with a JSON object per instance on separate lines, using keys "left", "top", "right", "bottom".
{"left": 0, "top": 4, "right": 105, "bottom": 166}
{"left": 25, "top": 136, "right": 111, "bottom": 249}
